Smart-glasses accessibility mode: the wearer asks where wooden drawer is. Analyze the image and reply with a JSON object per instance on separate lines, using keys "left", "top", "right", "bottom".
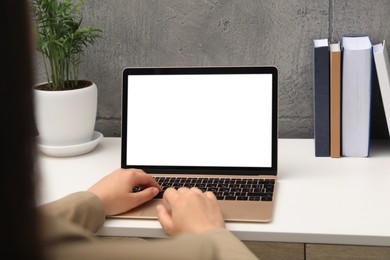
{"left": 244, "top": 241, "right": 304, "bottom": 260}
{"left": 306, "top": 244, "right": 390, "bottom": 260}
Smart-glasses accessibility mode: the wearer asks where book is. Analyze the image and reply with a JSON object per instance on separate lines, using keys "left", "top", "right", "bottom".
{"left": 341, "top": 36, "right": 373, "bottom": 157}
{"left": 313, "top": 38, "right": 330, "bottom": 157}
{"left": 330, "top": 42, "right": 341, "bottom": 158}
{"left": 373, "top": 40, "right": 390, "bottom": 137}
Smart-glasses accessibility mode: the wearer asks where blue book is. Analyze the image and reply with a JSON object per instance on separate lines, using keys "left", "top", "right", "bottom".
{"left": 313, "top": 39, "right": 330, "bottom": 157}
{"left": 341, "top": 36, "right": 373, "bottom": 157}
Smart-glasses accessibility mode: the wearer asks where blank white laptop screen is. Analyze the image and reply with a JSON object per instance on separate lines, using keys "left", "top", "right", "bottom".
{"left": 125, "top": 73, "right": 273, "bottom": 168}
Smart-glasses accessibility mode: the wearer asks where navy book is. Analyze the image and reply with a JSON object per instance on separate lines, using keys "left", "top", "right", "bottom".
{"left": 313, "top": 38, "right": 330, "bottom": 157}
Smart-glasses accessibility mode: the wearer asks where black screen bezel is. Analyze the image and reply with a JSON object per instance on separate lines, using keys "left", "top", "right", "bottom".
{"left": 121, "top": 66, "right": 278, "bottom": 175}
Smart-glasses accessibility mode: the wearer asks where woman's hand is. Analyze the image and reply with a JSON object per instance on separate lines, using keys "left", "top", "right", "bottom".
{"left": 157, "top": 187, "right": 225, "bottom": 236}
{"left": 88, "top": 168, "right": 160, "bottom": 215}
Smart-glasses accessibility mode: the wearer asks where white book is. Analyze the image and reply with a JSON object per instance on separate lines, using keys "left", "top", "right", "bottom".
{"left": 373, "top": 40, "right": 390, "bottom": 137}
{"left": 341, "top": 36, "right": 373, "bottom": 157}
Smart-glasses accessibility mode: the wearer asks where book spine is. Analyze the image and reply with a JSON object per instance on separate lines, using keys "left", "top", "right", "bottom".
{"left": 374, "top": 42, "right": 390, "bottom": 136}
{"left": 330, "top": 46, "right": 341, "bottom": 158}
{"left": 313, "top": 45, "right": 330, "bottom": 157}
{"left": 341, "top": 46, "right": 372, "bottom": 157}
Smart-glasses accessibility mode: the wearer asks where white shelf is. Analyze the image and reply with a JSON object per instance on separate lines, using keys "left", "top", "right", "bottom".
{"left": 38, "top": 138, "right": 390, "bottom": 246}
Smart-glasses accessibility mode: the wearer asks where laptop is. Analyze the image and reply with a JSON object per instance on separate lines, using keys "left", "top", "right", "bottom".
{"left": 112, "top": 66, "right": 278, "bottom": 223}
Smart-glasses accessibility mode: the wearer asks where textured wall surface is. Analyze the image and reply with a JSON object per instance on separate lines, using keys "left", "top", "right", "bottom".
{"left": 33, "top": 0, "right": 390, "bottom": 138}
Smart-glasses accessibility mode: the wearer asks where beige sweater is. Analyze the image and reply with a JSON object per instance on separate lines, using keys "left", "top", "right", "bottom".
{"left": 39, "top": 191, "right": 259, "bottom": 260}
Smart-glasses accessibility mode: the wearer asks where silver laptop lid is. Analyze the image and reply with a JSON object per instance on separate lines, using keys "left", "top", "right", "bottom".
{"left": 121, "top": 66, "right": 278, "bottom": 176}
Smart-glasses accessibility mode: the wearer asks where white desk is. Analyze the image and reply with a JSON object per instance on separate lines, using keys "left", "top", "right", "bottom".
{"left": 38, "top": 138, "right": 390, "bottom": 246}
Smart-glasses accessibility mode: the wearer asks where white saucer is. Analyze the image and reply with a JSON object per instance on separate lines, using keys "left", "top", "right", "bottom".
{"left": 38, "top": 131, "right": 104, "bottom": 157}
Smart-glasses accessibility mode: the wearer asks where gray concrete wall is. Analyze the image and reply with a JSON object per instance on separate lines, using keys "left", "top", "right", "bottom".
{"left": 33, "top": 0, "right": 390, "bottom": 138}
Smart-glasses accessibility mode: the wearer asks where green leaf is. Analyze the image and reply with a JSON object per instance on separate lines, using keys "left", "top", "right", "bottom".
{"left": 31, "top": 0, "right": 102, "bottom": 89}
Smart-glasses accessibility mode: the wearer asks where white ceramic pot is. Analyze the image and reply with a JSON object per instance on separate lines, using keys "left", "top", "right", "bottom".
{"left": 34, "top": 82, "right": 98, "bottom": 147}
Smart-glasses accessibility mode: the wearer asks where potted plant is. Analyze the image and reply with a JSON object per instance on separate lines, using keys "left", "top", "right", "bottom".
{"left": 31, "top": 0, "right": 103, "bottom": 156}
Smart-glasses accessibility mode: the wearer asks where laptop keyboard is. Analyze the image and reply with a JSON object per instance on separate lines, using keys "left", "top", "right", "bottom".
{"left": 133, "top": 177, "right": 275, "bottom": 201}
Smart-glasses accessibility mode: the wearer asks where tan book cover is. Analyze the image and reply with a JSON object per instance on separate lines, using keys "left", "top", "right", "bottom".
{"left": 330, "top": 43, "right": 341, "bottom": 158}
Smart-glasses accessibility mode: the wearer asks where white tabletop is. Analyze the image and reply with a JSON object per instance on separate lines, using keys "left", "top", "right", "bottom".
{"left": 38, "top": 138, "right": 390, "bottom": 246}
